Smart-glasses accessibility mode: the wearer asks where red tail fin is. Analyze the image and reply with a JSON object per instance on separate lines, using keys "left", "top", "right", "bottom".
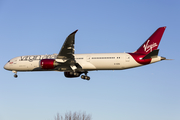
{"left": 135, "top": 27, "right": 166, "bottom": 54}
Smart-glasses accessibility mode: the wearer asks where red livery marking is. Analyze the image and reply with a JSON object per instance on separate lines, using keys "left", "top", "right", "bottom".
{"left": 135, "top": 27, "right": 166, "bottom": 54}
{"left": 40, "top": 59, "right": 56, "bottom": 69}
{"left": 129, "top": 53, "right": 151, "bottom": 65}
{"left": 9, "top": 62, "right": 13, "bottom": 64}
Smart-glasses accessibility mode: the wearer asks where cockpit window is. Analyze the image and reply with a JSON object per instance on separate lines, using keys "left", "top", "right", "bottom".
{"left": 8, "top": 60, "right": 10, "bottom": 62}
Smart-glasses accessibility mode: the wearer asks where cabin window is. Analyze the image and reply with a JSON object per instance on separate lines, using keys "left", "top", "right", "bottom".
{"left": 75, "top": 58, "right": 83, "bottom": 59}
{"left": 92, "top": 57, "right": 115, "bottom": 59}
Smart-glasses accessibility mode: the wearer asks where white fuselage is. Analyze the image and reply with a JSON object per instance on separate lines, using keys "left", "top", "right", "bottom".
{"left": 3, "top": 27, "right": 167, "bottom": 80}
{"left": 4, "top": 53, "right": 162, "bottom": 72}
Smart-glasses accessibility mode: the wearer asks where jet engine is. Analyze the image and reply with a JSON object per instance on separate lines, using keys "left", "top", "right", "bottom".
{"left": 64, "top": 72, "right": 81, "bottom": 78}
{"left": 40, "top": 59, "right": 58, "bottom": 69}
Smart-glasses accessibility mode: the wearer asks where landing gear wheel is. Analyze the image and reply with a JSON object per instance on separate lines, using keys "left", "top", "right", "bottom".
{"left": 14, "top": 74, "right": 18, "bottom": 78}
{"left": 81, "top": 71, "right": 90, "bottom": 80}
{"left": 85, "top": 76, "right": 90, "bottom": 80}
{"left": 81, "top": 75, "right": 85, "bottom": 79}
{"left": 12, "top": 71, "right": 18, "bottom": 78}
{"left": 74, "top": 72, "right": 79, "bottom": 76}
{"left": 85, "top": 76, "right": 88, "bottom": 80}
{"left": 81, "top": 75, "right": 90, "bottom": 80}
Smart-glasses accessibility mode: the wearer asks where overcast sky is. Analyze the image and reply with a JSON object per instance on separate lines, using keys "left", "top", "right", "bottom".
{"left": 0, "top": 0, "right": 180, "bottom": 120}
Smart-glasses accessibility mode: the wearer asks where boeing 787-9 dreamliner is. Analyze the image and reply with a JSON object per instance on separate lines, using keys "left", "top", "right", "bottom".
{"left": 4, "top": 27, "right": 168, "bottom": 80}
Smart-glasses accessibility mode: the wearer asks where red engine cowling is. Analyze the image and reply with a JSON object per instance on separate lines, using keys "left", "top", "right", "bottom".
{"left": 64, "top": 72, "right": 81, "bottom": 78}
{"left": 40, "top": 59, "right": 57, "bottom": 69}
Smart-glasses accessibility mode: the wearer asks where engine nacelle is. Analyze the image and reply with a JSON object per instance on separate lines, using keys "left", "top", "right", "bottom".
{"left": 64, "top": 72, "right": 81, "bottom": 78}
{"left": 40, "top": 59, "right": 57, "bottom": 69}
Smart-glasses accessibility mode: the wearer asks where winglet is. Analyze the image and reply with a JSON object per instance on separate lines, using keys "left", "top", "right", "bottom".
{"left": 71, "top": 29, "right": 78, "bottom": 35}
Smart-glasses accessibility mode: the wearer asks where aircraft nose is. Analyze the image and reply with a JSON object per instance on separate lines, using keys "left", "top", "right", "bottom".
{"left": 4, "top": 63, "right": 9, "bottom": 70}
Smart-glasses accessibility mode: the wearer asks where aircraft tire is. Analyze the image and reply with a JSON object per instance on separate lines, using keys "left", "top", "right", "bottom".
{"left": 84, "top": 76, "right": 90, "bottom": 80}
{"left": 14, "top": 74, "right": 18, "bottom": 78}
{"left": 87, "top": 76, "right": 90, "bottom": 80}
{"left": 81, "top": 75, "right": 85, "bottom": 79}
{"left": 74, "top": 72, "right": 79, "bottom": 76}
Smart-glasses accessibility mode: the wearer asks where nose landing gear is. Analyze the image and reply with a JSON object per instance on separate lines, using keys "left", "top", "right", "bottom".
{"left": 14, "top": 74, "right": 18, "bottom": 78}
{"left": 12, "top": 70, "right": 18, "bottom": 78}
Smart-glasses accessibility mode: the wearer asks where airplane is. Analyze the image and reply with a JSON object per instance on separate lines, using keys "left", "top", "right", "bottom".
{"left": 4, "top": 27, "right": 168, "bottom": 80}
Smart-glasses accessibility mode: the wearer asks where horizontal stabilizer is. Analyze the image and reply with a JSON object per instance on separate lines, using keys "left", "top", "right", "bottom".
{"left": 142, "top": 49, "right": 159, "bottom": 59}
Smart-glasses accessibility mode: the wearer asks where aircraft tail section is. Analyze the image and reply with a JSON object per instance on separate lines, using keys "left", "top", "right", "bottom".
{"left": 135, "top": 27, "right": 166, "bottom": 54}
{"left": 142, "top": 49, "right": 159, "bottom": 59}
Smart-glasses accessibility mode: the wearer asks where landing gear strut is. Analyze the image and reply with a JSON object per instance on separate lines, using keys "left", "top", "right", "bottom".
{"left": 81, "top": 71, "right": 90, "bottom": 80}
{"left": 12, "top": 70, "right": 18, "bottom": 78}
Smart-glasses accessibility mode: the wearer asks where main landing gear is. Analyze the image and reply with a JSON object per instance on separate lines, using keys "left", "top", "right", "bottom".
{"left": 81, "top": 72, "right": 90, "bottom": 80}
{"left": 12, "top": 70, "right": 18, "bottom": 78}
{"left": 81, "top": 75, "right": 90, "bottom": 80}
{"left": 69, "top": 72, "right": 80, "bottom": 77}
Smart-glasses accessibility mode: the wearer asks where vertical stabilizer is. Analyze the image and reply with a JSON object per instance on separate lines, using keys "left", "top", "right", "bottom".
{"left": 135, "top": 27, "right": 166, "bottom": 54}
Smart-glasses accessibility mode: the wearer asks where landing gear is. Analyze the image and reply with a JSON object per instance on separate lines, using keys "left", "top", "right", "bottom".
{"left": 12, "top": 70, "right": 18, "bottom": 78}
{"left": 73, "top": 72, "right": 80, "bottom": 76}
{"left": 14, "top": 74, "right": 18, "bottom": 78}
{"left": 81, "top": 71, "right": 90, "bottom": 80}
{"left": 81, "top": 75, "right": 90, "bottom": 80}
{"left": 67, "top": 71, "right": 90, "bottom": 80}
{"left": 69, "top": 72, "right": 80, "bottom": 77}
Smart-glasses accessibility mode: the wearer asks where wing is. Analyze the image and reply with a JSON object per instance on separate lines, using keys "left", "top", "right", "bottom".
{"left": 56, "top": 30, "right": 80, "bottom": 71}
{"left": 56, "top": 30, "right": 78, "bottom": 60}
